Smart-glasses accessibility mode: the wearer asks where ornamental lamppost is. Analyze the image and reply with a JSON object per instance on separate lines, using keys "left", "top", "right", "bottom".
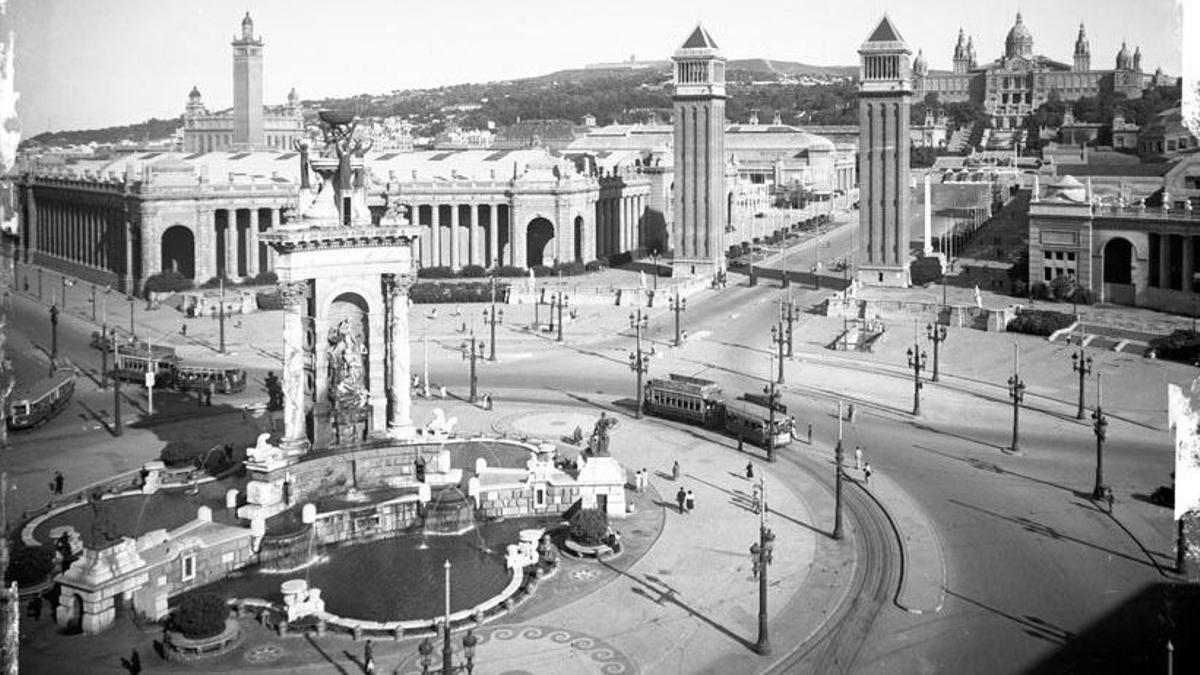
{"left": 112, "top": 329, "right": 122, "bottom": 437}
{"left": 128, "top": 296, "right": 136, "bottom": 339}
{"left": 926, "top": 323, "right": 947, "bottom": 382}
{"left": 550, "top": 291, "right": 568, "bottom": 343}
{"left": 1008, "top": 346, "right": 1026, "bottom": 454}
{"left": 483, "top": 279, "right": 503, "bottom": 362}
{"left": 669, "top": 289, "right": 686, "bottom": 348}
{"left": 61, "top": 276, "right": 74, "bottom": 311}
{"left": 418, "top": 560, "right": 479, "bottom": 675}
{"left": 749, "top": 477, "right": 775, "bottom": 655}
{"left": 460, "top": 328, "right": 484, "bottom": 404}
{"left": 1070, "top": 336, "right": 1093, "bottom": 421}
{"left": 762, "top": 369, "right": 781, "bottom": 463}
{"left": 422, "top": 308, "right": 438, "bottom": 398}
{"left": 48, "top": 304, "right": 59, "bottom": 364}
{"left": 650, "top": 249, "right": 660, "bottom": 291}
{"left": 769, "top": 324, "right": 786, "bottom": 384}
{"left": 833, "top": 400, "right": 844, "bottom": 540}
{"left": 1092, "top": 373, "right": 1108, "bottom": 499}
{"left": 780, "top": 299, "right": 796, "bottom": 358}
{"left": 630, "top": 309, "right": 649, "bottom": 419}
{"left": 906, "top": 344, "right": 927, "bottom": 416}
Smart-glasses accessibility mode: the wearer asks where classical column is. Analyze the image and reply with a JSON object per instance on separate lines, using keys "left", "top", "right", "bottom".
{"left": 247, "top": 208, "right": 260, "bottom": 277}
{"left": 431, "top": 205, "right": 442, "bottom": 268}
{"left": 123, "top": 209, "right": 134, "bottom": 294}
{"left": 449, "top": 203, "right": 461, "bottom": 270}
{"left": 225, "top": 210, "right": 238, "bottom": 278}
{"left": 267, "top": 209, "right": 278, "bottom": 272}
{"left": 487, "top": 204, "right": 498, "bottom": 268}
{"left": 471, "top": 204, "right": 483, "bottom": 266}
{"left": 384, "top": 273, "right": 415, "bottom": 438}
{"left": 24, "top": 184, "right": 37, "bottom": 263}
{"left": 279, "top": 281, "right": 312, "bottom": 454}
{"left": 416, "top": 204, "right": 431, "bottom": 267}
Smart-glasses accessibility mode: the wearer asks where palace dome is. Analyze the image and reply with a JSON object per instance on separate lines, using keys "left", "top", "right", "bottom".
{"left": 1004, "top": 12, "right": 1034, "bottom": 58}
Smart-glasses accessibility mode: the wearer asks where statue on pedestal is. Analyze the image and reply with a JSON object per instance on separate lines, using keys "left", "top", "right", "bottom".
{"left": 327, "top": 319, "right": 369, "bottom": 411}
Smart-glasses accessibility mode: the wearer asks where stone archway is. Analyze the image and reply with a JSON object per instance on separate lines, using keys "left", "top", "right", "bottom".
{"left": 526, "top": 217, "right": 555, "bottom": 268}
{"left": 160, "top": 225, "right": 195, "bottom": 278}
{"left": 1103, "top": 238, "right": 1134, "bottom": 284}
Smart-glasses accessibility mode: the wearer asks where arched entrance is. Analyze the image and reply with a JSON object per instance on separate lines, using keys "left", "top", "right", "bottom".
{"left": 526, "top": 217, "right": 555, "bottom": 268}
{"left": 1103, "top": 238, "right": 1133, "bottom": 284}
{"left": 160, "top": 225, "right": 195, "bottom": 278}
{"left": 573, "top": 216, "right": 584, "bottom": 262}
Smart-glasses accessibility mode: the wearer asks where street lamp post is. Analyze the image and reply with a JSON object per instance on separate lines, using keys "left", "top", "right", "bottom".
{"left": 749, "top": 215, "right": 758, "bottom": 287}
{"left": 780, "top": 299, "right": 796, "bottom": 358}
{"left": 460, "top": 328, "right": 484, "bottom": 404}
{"left": 483, "top": 279, "right": 503, "bottom": 362}
{"left": 423, "top": 309, "right": 437, "bottom": 398}
{"left": 926, "top": 323, "right": 947, "bottom": 382}
{"left": 37, "top": 267, "right": 42, "bottom": 301}
{"left": 48, "top": 304, "right": 59, "bottom": 365}
{"left": 112, "top": 329, "right": 122, "bottom": 437}
{"left": 128, "top": 296, "right": 136, "bottom": 339}
{"left": 1092, "top": 373, "right": 1108, "bottom": 499}
{"left": 834, "top": 400, "right": 844, "bottom": 540}
{"left": 550, "top": 291, "right": 568, "bottom": 343}
{"left": 1008, "top": 346, "right": 1026, "bottom": 453}
{"left": 651, "top": 249, "right": 660, "bottom": 291}
{"left": 61, "top": 276, "right": 73, "bottom": 311}
{"left": 769, "top": 324, "right": 786, "bottom": 384}
{"left": 218, "top": 276, "right": 226, "bottom": 354}
{"left": 90, "top": 284, "right": 97, "bottom": 321}
{"left": 749, "top": 478, "right": 775, "bottom": 656}
{"left": 906, "top": 343, "right": 927, "bottom": 416}
{"left": 669, "top": 290, "right": 686, "bottom": 348}
{"left": 1070, "top": 337, "right": 1093, "bottom": 421}
{"left": 763, "top": 371, "right": 780, "bottom": 463}
{"left": 418, "top": 561, "right": 478, "bottom": 675}
{"left": 629, "top": 309, "right": 649, "bottom": 419}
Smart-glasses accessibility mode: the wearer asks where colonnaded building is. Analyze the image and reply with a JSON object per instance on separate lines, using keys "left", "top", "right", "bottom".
{"left": 7, "top": 18, "right": 848, "bottom": 293}
{"left": 911, "top": 12, "right": 1170, "bottom": 131}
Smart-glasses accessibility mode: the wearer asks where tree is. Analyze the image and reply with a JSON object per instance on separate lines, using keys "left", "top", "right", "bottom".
{"left": 569, "top": 508, "right": 610, "bottom": 546}
{"left": 169, "top": 594, "right": 229, "bottom": 640}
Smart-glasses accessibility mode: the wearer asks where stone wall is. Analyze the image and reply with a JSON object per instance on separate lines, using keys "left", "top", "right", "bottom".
{"left": 313, "top": 498, "right": 421, "bottom": 546}
{"left": 478, "top": 483, "right": 580, "bottom": 519}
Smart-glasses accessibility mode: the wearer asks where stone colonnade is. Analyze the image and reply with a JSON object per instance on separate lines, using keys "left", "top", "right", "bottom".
{"left": 412, "top": 201, "right": 511, "bottom": 269}
{"left": 594, "top": 192, "right": 648, "bottom": 259}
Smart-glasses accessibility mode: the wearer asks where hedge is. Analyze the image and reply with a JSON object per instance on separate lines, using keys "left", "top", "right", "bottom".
{"left": 250, "top": 270, "right": 278, "bottom": 286}
{"left": 494, "top": 265, "right": 526, "bottom": 278}
{"left": 584, "top": 259, "right": 608, "bottom": 272}
{"left": 417, "top": 266, "right": 456, "bottom": 279}
{"left": 4, "top": 545, "right": 55, "bottom": 587}
{"left": 408, "top": 281, "right": 511, "bottom": 304}
{"left": 569, "top": 508, "right": 609, "bottom": 546}
{"left": 200, "top": 276, "right": 236, "bottom": 290}
{"left": 1006, "top": 308, "right": 1075, "bottom": 336}
{"left": 910, "top": 257, "right": 943, "bottom": 286}
{"left": 169, "top": 594, "right": 229, "bottom": 640}
{"left": 530, "top": 265, "right": 554, "bottom": 278}
{"left": 554, "top": 260, "right": 586, "bottom": 276}
{"left": 256, "top": 290, "right": 284, "bottom": 311}
{"left": 143, "top": 270, "right": 194, "bottom": 294}
{"left": 1148, "top": 330, "right": 1200, "bottom": 364}
{"left": 160, "top": 440, "right": 207, "bottom": 468}
{"left": 459, "top": 264, "right": 487, "bottom": 278}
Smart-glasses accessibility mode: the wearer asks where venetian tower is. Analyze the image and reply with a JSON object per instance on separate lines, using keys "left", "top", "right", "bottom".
{"left": 857, "top": 15, "right": 913, "bottom": 288}
{"left": 671, "top": 24, "right": 726, "bottom": 277}
{"left": 232, "top": 12, "right": 264, "bottom": 148}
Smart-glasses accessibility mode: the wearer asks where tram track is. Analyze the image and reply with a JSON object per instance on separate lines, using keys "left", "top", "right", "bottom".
{"left": 766, "top": 452, "right": 901, "bottom": 675}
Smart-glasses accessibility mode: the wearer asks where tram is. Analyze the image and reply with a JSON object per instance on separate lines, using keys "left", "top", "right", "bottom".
{"left": 8, "top": 370, "right": 76, "bottom": 430}
{"left": 173, "top": 363, "right": 248, "bottom": 394}
{"left": 643, "top": 374, "right": 793, "bottom": 450}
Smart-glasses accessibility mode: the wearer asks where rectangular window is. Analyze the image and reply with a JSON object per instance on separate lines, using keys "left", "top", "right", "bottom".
{"left": 182, "top": 554, "right": 196, "bottom": 582}
{"left": 1044, "top": 268, "right": 1053, "bottom": 281}
{"left": 1044, "top": 251, "right": 1053, "bottom": 260}
{"left": 535, "top": 488, "right": 545, "bottom": 507}
{"left": 1066, "top": 252, "right": 1076, "bottom": 262}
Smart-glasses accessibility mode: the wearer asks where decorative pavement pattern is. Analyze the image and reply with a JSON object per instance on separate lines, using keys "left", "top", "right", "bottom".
{"left": 396, "top": 624, "right": 637, "bottom": 675}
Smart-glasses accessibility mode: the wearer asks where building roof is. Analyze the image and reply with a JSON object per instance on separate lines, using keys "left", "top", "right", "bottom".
{"left": 867, "top": 15, "right": 903, "bottom": 43}
{"left": 569, "top": 123, "right": 836, "bottom": 153}
{"left": 681, "top": 24, "right": 719, "bottom": 50}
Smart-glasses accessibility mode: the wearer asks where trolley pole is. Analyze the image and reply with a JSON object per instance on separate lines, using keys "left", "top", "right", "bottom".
{"left": 460, "top": 329, "right": 484, "bottom": 404}
{"left": 926, "top": 323, "right": 947, "bottom": 382}
{"left": 780, "top": 299, "right": 796, "bottom": 358}
{"left": 763, "top": 371, "right": 780, "bottom": 463}
{"left": 669, "top": 289, "right": 687, "bottom": 348}
{"left": 769, "top": 323, "right": 786, "bottom": 384}
{"left": 1008, "top": 345, "right": 1026, "bottom": 454}
{"left": 834, "top": 400, "right": 844, "bottom": 540}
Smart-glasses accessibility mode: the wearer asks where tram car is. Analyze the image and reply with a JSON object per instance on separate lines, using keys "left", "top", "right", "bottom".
{"left": 643, "top": 374, "right": 793, "bottom": 450}
{"left": 108, "top": 342, "right": 248, "bottom": 395}
{"left": 173, "top": 362, "right": 248, "bottom": 394}
{"left": 8, "top": 369, "right": 76, "bottom": 430}
{"left": 111, "top": 348, "right": 181, "bottom": 388}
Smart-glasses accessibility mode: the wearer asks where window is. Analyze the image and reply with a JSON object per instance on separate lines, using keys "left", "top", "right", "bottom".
{"left": 182, "top": 554, "right": 196, "bottom": 582}
{"left": 535, "top": 488, "right": 546, "bottom": 507}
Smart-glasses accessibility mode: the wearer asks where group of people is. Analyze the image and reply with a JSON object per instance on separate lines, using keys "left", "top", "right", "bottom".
{"left": 49, "top": 470, "right": 64, "bottom": 495}
{"left": 675, "top": 486, "right": 696, "bottom": 514}
{"left": 632, "top": 467, "right": 650, "bottom": 492}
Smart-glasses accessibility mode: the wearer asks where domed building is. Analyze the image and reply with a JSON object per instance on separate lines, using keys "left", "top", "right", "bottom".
{"left": 913, "top": 13, "right": 1157, "bottom": 131}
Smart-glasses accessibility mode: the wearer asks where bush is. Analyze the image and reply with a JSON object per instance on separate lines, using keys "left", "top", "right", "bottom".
{"left": 493, "top": 265, "right": 526, "bottom": 278}
{"left": 169, "top": 594, "right": 229, "bottom": 640}
{"left": 909, "top": 257, "right": 943, "bottom": 286}
{"left": 256, "top": 290, "right": 284, "bottom": 311}
{"left": 143, "top": 270, "right": 194, "bottom": 294}
{"left": 408, "top": 281, "right": 510, "bottom": 304}
{"left": 1030, "top": 281, "right": 1052, "bottom": 301}
{"left": 458, "top": 264, "right": 487, "bottom": 278}
{"left": 417, "top": 266, "right": 457, "bottom": 279}
{"left": 1010, "top": 280, "right": 1028, "bottom": 298}
{"left": 200, "top": 276, "right": 235, "bottom": 290}
{"left": 568, "top": 508, "right": 609, "bottom": 546}
{"left": 1048, "top": 275, "right": 1077, "bottom": 302}
{"left": 251, "top": 270, "right": 278, "bottom": 285}
{"left": 1148, "top": 330, "right": 1200, "bottom": 364}
{"left": 554, "top": 260, "right": 586, "bottom": 276}
{"left": 584, "top": 259, "right": 608, "bottom": 273}
{"left": 530, "top": 265, "right": 554, "bottom": 278}
{"left": 1068, "top": 287, "right": 1094, "bottom": 306}
{"left": 160, "top": 440, "right": 205, "bottom": 468}
{"left": 1006, "top": 308, "right": 1076, "bottom": 336}
{"left": 4, "top": 545, "right": 55, "bottom": 587}
{"left": 1007, "top": 250, "right": 1029, "bottom": 284}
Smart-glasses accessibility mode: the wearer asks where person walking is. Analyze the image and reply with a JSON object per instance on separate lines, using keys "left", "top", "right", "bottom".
{"left": 848, "top": 403, "right": 856, "bottom": 424}
{"left": 676, "top": 487, "right": 687, "bottom": 514}
{"left": 672, "top": 460, "right": 680, "bottom": 481}
{"left": 53, "top": 471, "right": 64, "bottom": 496}
{"left": 745, "top": 462, "right": 754, "bottom": 479}
{"left": 855, "top": 446, "right": 863, "bottom": 471}
{"left": 807, "top": 422, "right": 813, "bottom": 445}
{"left": 364, "top": 639, "right": 375, "bottom": 674}
{"left": 737, "top": 436, "right": 745, "bottom": 454}
{"left": 863, "top": 462, "right": 873, "bottom": 486}
{"left": 685, "top": 490, "right": 695, "bottom": 513}
{"left": 640, "top": 468, "right": 648, "bottom": 492}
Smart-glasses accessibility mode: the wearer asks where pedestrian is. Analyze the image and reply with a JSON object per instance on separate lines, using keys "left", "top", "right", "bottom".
{"left": 206, "top": 381, "right": 215, "bottom": 407}
{"left": 685, "top": 490, "right": 695, "bottom": 513}
{"left": 676, "top": 487, "right": 687, "bottom": 514}
{"left": 863, "top": 462, "right": 872, "bottom": 486}
{"left": 129, "top": 649, "right": 141, "bottom": 675}
{"left": 180, "top": 323, "right": 187, "bottom": 337}
{"left": 640, "top": 468, "right": 648, "bottom": 492}
{"left": 855, "top": 445, "right": 863, "bottom": 471}
{"left": 807, "top": 422, "right": 813, "bottom": 444}
{"left": 54, "top": 471, "right": 64, "bottom": 496}
{"left": 672, "top": 460, "right": 680, "bottom": 481}
{"left": 1106, "top": 487, "right": 1115, "bottom": 514}
{"left": 364, "top": 639, "right": 375, "bottom": 674}
{"left": 847, "top": 403, "right": 856, "bottom": 423}
{"left": 737, "top": 436, "right": 744, "bottom": 454}
{"left": 745, "top": 462, "right": 754, "bottom": 479}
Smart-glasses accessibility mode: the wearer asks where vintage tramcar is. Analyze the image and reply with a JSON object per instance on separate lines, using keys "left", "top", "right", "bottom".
{"left": 8, "top": 370, "right": 76, "bottom": 430}
{"left": 111, "top": 349, "right": 181, "bottom": 387}
{"left": 643, "top": 373, "right": 793, "bottom": 450}
{"left": 173, "top": 363, "right": 248, "bottom": 394}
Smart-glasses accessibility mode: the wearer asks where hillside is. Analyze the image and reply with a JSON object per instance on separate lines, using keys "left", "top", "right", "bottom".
{"left": 26, "top": 117, "right": 182, "bottom": 149}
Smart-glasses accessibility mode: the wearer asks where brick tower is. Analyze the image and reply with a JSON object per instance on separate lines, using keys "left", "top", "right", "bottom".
{"left": 231, "top": 12, "right": 264, "bottom": 148}
{"left": 857, "top": 15, "right": 913, "bottom": 287}
{"left": 671, "top": 24, "right": 726, "bottom": 277}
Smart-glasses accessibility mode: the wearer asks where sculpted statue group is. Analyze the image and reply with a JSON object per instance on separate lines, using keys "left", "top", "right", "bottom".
{"left": 327, "top": 319, "right": 369, "bottom": 411}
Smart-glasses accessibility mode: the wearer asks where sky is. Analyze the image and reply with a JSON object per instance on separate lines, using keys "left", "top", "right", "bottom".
{"left": 5, "top": 0, "right": 1190, "bottom": 136}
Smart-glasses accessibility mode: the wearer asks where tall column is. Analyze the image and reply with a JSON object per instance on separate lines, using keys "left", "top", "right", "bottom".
{"left": 247, "top": 208, "right": 260, "bottom": 277}
{"left": 267, "top": 208, "right": 278, "bottom": 272}
{"left": 432, "top": 205, "right": 442, "bottom": 268}
{"left": 385, "top": 273, "right": 415, "bottom": 438}
{"left": 449, "top": 203, "right": 461, "bottom": 270}
{"left": 279, "top": 281, "right": 311, "bottom": 454}
{"left": 24, "top": 184, "right": 37, "bottom": 263}
{"left": 471, "top": 204, "right": 484, "bottom": 266}
{"left": 487, "top": 204, "right": 498, "bottom": 268}
{"left": 225, "top": 211, "right": 238, "bottom": 278}
{"left": 923, "top": 173, "right": 933, "bottom": 256}
{"left": 123, "top": 210, "right": 134, "bottom": 294}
